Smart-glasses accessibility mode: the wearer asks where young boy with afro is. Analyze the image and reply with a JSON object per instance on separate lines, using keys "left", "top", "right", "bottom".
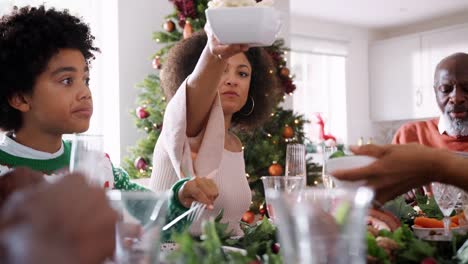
{"left": 0, "top": 6, "right": 143, "bottom": 191}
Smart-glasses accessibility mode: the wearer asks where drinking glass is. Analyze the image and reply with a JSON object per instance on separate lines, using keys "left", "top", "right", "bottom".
{"left": 285, "top": 144, "right": 306, "bottom": 182}
{"left": 321, "top": 145, "right": 337, "bottom": 188}
{"left": 432, "top": 182, "right": 460, "bottom": 237}
{"left": 261, "top": 176, "right": 304, "bottom": 222}
{"left": 107, "top": 190, "right": 169, "bottom": 264}
{"left": 461, "top": 192, "right": 468, "bottom": 224}
{"left": 69, "top": 134, "right": 108, "bottom": 187}
{"left": 268, "top": 187, "right": 374, "bottom": 264}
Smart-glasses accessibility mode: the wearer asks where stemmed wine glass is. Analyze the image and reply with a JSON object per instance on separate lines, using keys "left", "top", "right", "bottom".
{"left": 431, "top": 182, "right": 460, "bottom": 237}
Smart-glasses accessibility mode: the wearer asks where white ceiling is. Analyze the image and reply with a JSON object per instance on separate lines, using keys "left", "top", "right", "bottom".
{"left": 290, "top": 0, "right": 468, "bottom": 29}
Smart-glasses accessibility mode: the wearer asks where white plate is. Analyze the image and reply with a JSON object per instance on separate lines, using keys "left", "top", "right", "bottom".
{"left": 205, "top": 6, "right": 281, "bottom": 46}
{"left": 412, "top": 225, "right": 468, "bottom": 241}
{"left": 325, "top": 155, "right": 377, "bottom": 188}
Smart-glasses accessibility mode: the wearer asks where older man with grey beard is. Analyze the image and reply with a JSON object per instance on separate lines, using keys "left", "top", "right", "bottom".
{"left": 393, "top": 52, "right": 468, "bottom": 151}
{"left": 391, "top": 53, "right": 468, "bottom": 199}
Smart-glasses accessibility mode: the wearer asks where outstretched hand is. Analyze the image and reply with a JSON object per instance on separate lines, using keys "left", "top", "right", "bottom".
{"left": 204, "top": 22, "right": 249, "bottom": 60}
{"left": 331, "top": 144, "right": 447, "bottom": 203}
{"left": 178, "top": 170, "right": 219, "bottom": 210}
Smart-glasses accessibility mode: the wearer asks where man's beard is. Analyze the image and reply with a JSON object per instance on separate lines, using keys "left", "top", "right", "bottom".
{"left": 442, "top": 111, "right": 468, "bottom": 137}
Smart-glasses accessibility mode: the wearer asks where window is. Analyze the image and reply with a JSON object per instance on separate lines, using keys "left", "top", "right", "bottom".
{"left": 291, "top": 35, "right": 348, "bottom": 143}
{"left": 1, "top": 1, "right": 120, "bottom": 163}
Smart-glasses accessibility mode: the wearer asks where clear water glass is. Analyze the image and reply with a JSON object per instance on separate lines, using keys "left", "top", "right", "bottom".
{"left": 285, "top": 144, "right": 307, "bottom": 182}
{"left": 69, "top": 134, "right": 108, "bottom": 187}
{"left": 107, "top": 190, "right": 169, "bottom": 264}
{"left": 431, "top": 182, "right": 460, "bottom": 237}
{"left": 321, "top": 145, "right": 337, "bottom": 189}
{"left": 261, "top": 176, "right": 304, "bottom": 222}
{"left": 268, "top": 187, "right": 374, "bottom": 264}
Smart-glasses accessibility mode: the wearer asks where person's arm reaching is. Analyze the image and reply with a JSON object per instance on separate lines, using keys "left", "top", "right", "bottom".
{"left": 331, "top": 144, "right": 466, "bottom": 203}
{"left": 442, "top": 153, "right": 468, "bottom": 191}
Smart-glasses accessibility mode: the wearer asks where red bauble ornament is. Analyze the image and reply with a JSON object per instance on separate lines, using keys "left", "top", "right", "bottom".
{"left": 136, "top": 106, "right": 150, "bottom": 119}
{"left": 280, "top": 67, "right": 290, "bottom": 78}
{"left": 268, "top": 163, "right": 283, "bottom": 176}
{"left": 183, "top": 21, "right": 193, "bottom": 39}
{"left": 241, "top": 211, "right": 255, "bottom": 224}
{"left": 272, "top": 243, "right": 280, "bottom": 254}
{"left": 420, "top": 258, "right": 437, "bottom": 264}
{"left": 152, "top": 56, "right": 162, "bottom": 70}
{"left": 282, "top": 125, "right": 294, "bottom": 139}
{"left": 134, "top": 157, "right": 148, "bottom": 170}
{"left": 163, "top": 20, "right": 175, "bottom": 32}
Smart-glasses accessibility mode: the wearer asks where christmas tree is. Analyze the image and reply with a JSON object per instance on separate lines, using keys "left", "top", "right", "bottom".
{"left": 123, "top": 0, "right": 322, "bottom": 216}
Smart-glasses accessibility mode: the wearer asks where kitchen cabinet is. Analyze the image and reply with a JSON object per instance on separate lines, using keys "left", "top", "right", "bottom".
{"left": 369, "top": 24, "right": 468, "bottom": 121}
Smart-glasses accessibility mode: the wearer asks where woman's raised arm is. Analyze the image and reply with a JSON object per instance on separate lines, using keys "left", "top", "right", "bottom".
{"left": 185, "top": 23, "right": 248, "bottom": 136}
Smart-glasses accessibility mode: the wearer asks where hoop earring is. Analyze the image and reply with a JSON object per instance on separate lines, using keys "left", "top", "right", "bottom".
{"left": 241, "top": 96, "right": 255, "bottom": 116}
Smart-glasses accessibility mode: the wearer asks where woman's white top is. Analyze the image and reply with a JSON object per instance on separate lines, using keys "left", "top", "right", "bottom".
{"left": 149, "top": 78, "right": 252, "bottom": 235}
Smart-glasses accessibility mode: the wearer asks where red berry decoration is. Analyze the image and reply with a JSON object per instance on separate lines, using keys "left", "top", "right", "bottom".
{"left": 242, "top": 211, "right": 255, "bottom": 224}
{"left": 272, "top": 243, "right": 280, "bottom": 254}
{"left": 134, "top": 157, "right": 148, "bottom": 170}
{"left": 163, "top": 20, "right": 175, "bottom": 32}
{"left": 136, "top": 106, "right": 150, "bottom": 119}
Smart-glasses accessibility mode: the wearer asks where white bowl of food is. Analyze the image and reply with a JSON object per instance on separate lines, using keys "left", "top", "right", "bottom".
{"left": 205, "top": 6, "right": 281, "bottom": 46}
{"left": 325, "top": 155, "right": 376, "bottom": 188}
{"left": 412, "top": 225, "right": 468, "bottom": 241}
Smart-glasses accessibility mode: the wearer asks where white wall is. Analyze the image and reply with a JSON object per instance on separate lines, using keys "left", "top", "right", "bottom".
{"left": 290, "top": 16, "right": 380, "bottom": 144}
{"left": 118, "top": 0, "right": 172, "bottom": 163}
{"left": 380, "top": 10, "right": 468, "bottom": 39}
